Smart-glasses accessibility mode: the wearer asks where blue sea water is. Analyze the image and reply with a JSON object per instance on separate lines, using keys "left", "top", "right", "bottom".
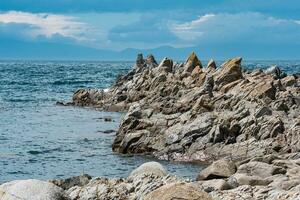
{"left": 0, "top": 60, "right": 299, "bottom": 183}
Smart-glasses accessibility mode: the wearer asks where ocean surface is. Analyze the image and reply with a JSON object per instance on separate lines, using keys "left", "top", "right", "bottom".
{"left": 0, "top": 60, "right": 299, "bottom": 183}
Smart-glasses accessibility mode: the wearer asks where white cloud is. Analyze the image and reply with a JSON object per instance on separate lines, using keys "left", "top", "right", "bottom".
{"left": 170, "top": 12, "right": 300, "bottom": 43}
{"left": 0, "top": 11, "right": 90, "bottom": 41}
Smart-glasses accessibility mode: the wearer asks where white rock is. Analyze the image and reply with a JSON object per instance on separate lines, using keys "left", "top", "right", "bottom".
{"left": 0, "top": 179, "right": 67, "bottom": 200}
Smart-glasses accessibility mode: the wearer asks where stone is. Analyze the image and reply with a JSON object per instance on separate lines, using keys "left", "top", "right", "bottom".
{"left": 214, "top": 57, "right": 243, "bottom": 87}
{"left": 281, "top": 75, "right": 296, "bottom": 87}
{"left": 129, "top": 162, "right": 167, "bottom": 179}
{"left": 197, "top": 179, "right": 230, "bottom": 192}
{"left": 0, "top": 179, "right": 67, "bottom": 200}
{"left": 50, "top": 174, "right": 92, "bottom": 190}
{"left": 197, "top": 159, "right": 237, "bottom": 180}
{"left": 227, "top": 173, "right": 271, "bottom": 188}
{"left": 237, "top": 161, "right": 286, "bottom": 178}
{"left": 250, "top": 81, "right": 276, "bottom": 100}
{"left": 184, "top": 52, "right": 202, "bottom": 73}
{"left": 144, "top": 182, "right": 212, "bottom": 200}
{"left": 134, "top": 53, "right": 145, "bottom": 69}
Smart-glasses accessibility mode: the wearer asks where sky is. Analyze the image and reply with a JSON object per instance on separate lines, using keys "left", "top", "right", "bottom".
{"left": 0, "top": 0, "right": 300, "bottom": 60}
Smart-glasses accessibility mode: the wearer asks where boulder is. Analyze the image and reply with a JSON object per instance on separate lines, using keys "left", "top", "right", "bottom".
{"left": 197, "top": 159, "right": 237, "bottom": 180}
{"left": 184, "top": 52, "right": 202, "bottom": 73}
{"left": 197, "top": 179, "right": 230, "bottom": 192}
{"left": 227, "top": 173, "right": 271, "bottom": 188}
{"left": 237, "top": 161, "right": 286, "bottom": 178}
{"left": 214, "top": 57, "right": 243, "bottom": 87}
{"left": 73, "top": 89, "right": 104, "bottom": 106}
{"left": 129, "top": 162, "right": 167, "bottom": 179}
{"left": 0, "top": 179, "right": 67, "bottom": 200}
{"left": 144, "top": 182, "right": 212, "bottom": 200}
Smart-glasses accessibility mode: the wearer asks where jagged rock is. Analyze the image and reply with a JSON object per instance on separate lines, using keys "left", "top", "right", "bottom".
{"left": 145, "top": 54, "right": 158, "bottom": 68}
{"left": 206, "top": 59, "right": 217, "bottom": 73}
{"left": 197, "top": 159, "right": 237, "bottom": 180}
{"left": 50, "top": 174, "right": 92, "bottom": 190}
{"left": 144, "top": 182, "right": 212, "bottom": 200}
{"left": 129, "top": 162, "right": 167, "bottom": 179}
{"left": 255, "top": 106, "right": 272, "bottom": 118}
{"left": 184, "top": 52, "right": 202, "bottom": 73}
{"left": 134, "top": 53, "right": 145, "bottom": 69}
{"left": 250, "top": 81, "right": 276, "bottom": 100}
{"left": 158, "top": 57, "right": 173, "bottom": 73}
{"left": 214, "top": 57, "right": 243, "bottom": 87}
{"left": 0, "top": 179, "right": 67, "bottom": 200}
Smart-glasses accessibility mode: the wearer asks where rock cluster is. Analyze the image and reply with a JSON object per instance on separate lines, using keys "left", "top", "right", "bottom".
{"left": 3, "top": 159, "right": 300, "bottom": 199}
{"left": 70, "top": 52, "right": 299, "bottom": 164}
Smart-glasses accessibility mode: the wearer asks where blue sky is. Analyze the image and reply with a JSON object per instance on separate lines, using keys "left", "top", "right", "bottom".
{"left": 0, "top": 0, "right": 300, "bottom": 59}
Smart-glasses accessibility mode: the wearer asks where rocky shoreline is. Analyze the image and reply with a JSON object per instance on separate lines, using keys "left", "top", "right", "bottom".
{"left": 2, "top": 53, "right": 299, "bottom": 199}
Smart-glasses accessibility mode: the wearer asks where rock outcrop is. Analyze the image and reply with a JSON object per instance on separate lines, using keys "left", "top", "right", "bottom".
{"left": 68, "top": 52, "right": 300, "bottom": 166}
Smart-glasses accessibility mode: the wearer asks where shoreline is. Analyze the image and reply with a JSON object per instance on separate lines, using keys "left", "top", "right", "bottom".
{"left": 1, "top": 53, "right": 299, "bottom": 199}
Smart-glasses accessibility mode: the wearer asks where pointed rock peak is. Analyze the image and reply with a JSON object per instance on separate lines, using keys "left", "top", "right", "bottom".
{"left": 184, "top": 52, "right": 202, "bottom": 73}
{"left": 206, "top": 59, "right": 216, "bottom": 69}
{"left": 221, "top": 57, "right": 242, "bottom": 68}
{"left": 146, "top": 54, "right": 158, "bottom": 65}
{"left": 135, "top": 53, "right": 145, "bottom": 68}
{"left": 215, "top": 57, "right": 243, "bottom": 87}
{"left": 158, "top": 57, "right": 173, "bottom": 73}
{"left": 159, "top": 57, "right": 173, "bottom": 67}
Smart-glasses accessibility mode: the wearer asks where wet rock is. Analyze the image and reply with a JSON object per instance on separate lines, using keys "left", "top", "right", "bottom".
{"left": 0, "top": 179, "right": 67, "bottom": 200}
{"left": 73, "top": 89, "right": 104, "bottom": 106}
{"left": 144, "top": 182, "right": 212, "bottom": 200}
{"left": 197, "top": 159, "right": 237, "bottom": 180}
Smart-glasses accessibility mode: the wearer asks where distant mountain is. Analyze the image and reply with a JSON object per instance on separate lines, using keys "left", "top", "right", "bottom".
{"left": 0, "top": 39, "right": 299, "bottom": 61}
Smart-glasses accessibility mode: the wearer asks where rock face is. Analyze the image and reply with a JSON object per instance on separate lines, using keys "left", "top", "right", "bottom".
{"left": 68, "top": 52, "right": 300, "bottom": 166}
{"left": 0, "top": 179, "right": 67, "bottom": 200}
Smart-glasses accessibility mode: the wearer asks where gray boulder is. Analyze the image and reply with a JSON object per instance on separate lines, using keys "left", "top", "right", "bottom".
{"left": 129, "top": 162, "right": 167, "bottom": 179}
{"left": 197, "top": 159, "right": 237, "bottom": 180}
{"left": 0, "top": 179, "right": 67, "bottom": 200}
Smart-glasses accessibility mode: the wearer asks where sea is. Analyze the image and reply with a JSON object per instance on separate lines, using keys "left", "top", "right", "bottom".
{"left": 0, "top": 60, "right": 299, "bottom": 183}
